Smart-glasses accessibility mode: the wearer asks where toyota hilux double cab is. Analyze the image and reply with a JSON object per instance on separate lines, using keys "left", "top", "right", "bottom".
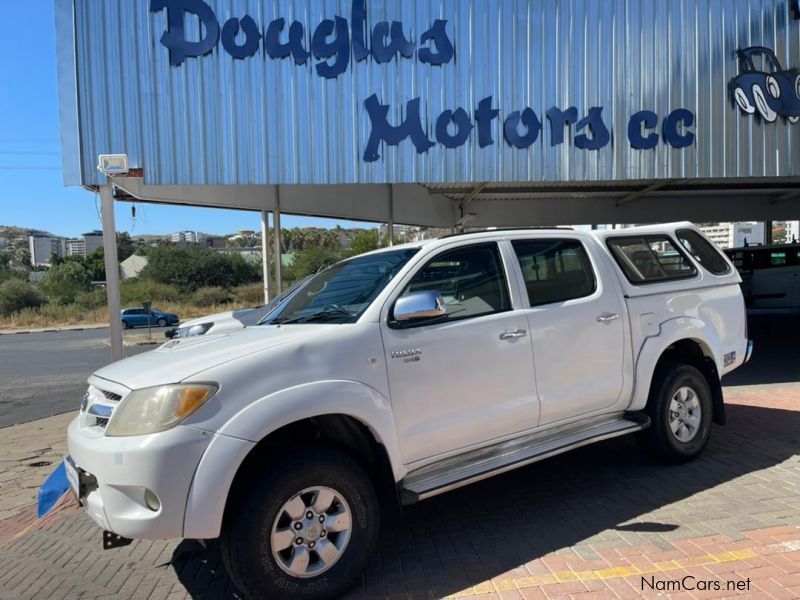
{"left": 66, "top": 222, "right": 750, "bottom": 599}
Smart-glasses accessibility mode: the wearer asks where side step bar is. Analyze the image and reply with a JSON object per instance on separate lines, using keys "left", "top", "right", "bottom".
{"left": 400, "top": 413, "right": 650, "bottom": 505}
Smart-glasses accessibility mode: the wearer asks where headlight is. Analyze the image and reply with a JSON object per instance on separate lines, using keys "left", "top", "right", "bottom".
{"left": 177, "top": 323, "right": 213, "bottom": 337}
{"left": 105, "top": 384, "right": 217, "bottom": 437}
{"left": 766, "top": 75, "right": 781, "bottom": 98}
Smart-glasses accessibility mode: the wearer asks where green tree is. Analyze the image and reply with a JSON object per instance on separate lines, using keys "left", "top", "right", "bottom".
{"left": 286, "top": 247, "right": 341, "bottom": 280}
{"left": 0, "top": 279, "right": 43, "bottom": 316}
{"left": 346, "top": 229, "right": 381, "bottom": 257}
{"left": 116, "top": 232, "right": 135, "bottom": 261}
{"left": 40, "top": 260, "right": 92, "bottom": 303}
{"left": 84, "top": 249, "right": 108, "bottom": 282}
{"left": 141, "top": 245, "right": 260, "bottom": 291}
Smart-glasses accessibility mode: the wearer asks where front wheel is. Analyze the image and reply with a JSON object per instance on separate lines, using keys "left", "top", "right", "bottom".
{"left": 157, "top": 318, "right": 167, "bottom": 327}
{"left": 637, "top": 363, "right": 713, "bottom": 463}
{"left": 121, "top": 320, "right": 130, "bottom": 330}
{"left": 221, "top": 447, "right": 379, "bottom": 600}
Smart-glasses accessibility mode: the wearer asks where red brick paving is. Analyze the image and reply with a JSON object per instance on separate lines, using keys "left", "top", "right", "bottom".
{"left": 0, "top": 390, "right": 797, "bottom": 598}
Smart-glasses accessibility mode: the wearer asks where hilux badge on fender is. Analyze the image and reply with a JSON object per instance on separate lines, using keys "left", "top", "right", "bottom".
{"left": 391, "top": 348, "right": 422, "bottom": 363}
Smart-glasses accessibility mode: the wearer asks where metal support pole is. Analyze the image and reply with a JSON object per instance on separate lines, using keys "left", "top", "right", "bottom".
{"left": 273, "top": 187, "right": 283, "bottom": 293}
{"left": 765, "top": 220, "right": 773, "bottom": 245}
{"left": 100, "top": 182, "right": 123, "bottom": 362}
{"left": 387, "top": 184, "right": 394, "bottom": 247}
{"left": 261, "top": 210, "right": 271, "bottom": 304}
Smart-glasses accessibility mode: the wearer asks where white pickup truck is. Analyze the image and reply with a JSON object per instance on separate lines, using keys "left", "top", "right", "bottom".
{"left": 67, "top": 222, "right": 750, "bottom": 599}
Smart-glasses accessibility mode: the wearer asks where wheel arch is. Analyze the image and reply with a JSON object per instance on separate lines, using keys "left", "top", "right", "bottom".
{"left": 183, "top": 381, "right": 404, "bottom": 540}
{"left": 630, "top": 318, "right": 725, "bottom": 425}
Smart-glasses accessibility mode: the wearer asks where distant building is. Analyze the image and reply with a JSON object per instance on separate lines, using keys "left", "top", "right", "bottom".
{"left": 65, "top": 238, "right": 86, "bottom": 256}
{"left": 83, "top": 230, "right": 103, "bottom": 255}
{"left": 28, "top": 271, "right": 47, "bottom": 284}
{"left": 64, "top": 231, "right": 104, "bottom": 257}
{"left": 28, "top": 233, "right": 65, "bottom": 266}
{"left": 214, "top": 247, "right": 262, "bottom": 264}
{"left": 171, "top": 230, "right": 207, "bottom": 246}
{"left": 698, "top": 222, "right": 765, "bottom": 249}
{"left": 120, "top": 254, "right": 148, "bottom": 280}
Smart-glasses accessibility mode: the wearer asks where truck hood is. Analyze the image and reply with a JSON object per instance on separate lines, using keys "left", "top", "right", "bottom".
{"left": 92, "top": 325, "right": 331, "bottom": 390}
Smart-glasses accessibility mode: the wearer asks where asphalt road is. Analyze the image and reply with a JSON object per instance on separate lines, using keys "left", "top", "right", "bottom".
{"left": 0, "top": 328, "right": 165, "bottom": 428}
{"left": 0, "top": 315, "right": 795, "bottom": 429}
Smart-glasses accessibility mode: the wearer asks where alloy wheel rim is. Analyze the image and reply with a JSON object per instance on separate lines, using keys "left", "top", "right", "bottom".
{"left": 669, "top": 386, "right": 702, "bottom": 443}
{"left": 270, "top": 486, "right": 352, "bottom": 578}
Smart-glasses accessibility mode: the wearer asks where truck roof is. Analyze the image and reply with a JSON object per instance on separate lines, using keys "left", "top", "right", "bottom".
{"left": 358, "top": 222, "right": 699, "bottom": 257}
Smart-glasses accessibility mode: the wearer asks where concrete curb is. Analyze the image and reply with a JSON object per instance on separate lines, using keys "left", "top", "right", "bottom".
{"left": 102, "top": 337, "right": 162, "bottom": 348}
{"left": 0, "top": 324, "right": 109, "bottom": 336}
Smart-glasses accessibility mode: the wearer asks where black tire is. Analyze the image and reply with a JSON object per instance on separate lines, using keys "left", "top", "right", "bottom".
{"left": 637, "top": 363, "right": 713, "bottom": 463}
{"left": 157, "top": 318, "right": 167, "bottom": 328}
{"left": 221, "top": 447, "right": 379, "bottom": 600}
{"left": 121, "top": 320, "right": 129, "bottom": 330}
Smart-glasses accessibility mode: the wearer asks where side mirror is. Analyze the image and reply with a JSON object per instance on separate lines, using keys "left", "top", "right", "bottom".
{"left": 393, "top": 291, "right": 446, "bottom": 322}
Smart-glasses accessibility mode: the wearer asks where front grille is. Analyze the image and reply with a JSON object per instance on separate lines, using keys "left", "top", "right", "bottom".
{"left": 95, "top": 417, "right": 109, "bottom": 428}
{"left": 100, "top": 389, "right": 122, "bottom": 402}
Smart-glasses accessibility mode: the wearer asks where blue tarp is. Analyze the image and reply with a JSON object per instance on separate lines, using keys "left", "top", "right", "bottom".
{"left": 38, "top": 461, "right": 69, "bottom": 517}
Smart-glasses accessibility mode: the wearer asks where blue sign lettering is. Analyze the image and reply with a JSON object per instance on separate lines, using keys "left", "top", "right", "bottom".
{"left": 150, "top": 0, "right": 696, "bottom": 161}
{"left": 150, "top": 0, "right": 454, "bottom": 74}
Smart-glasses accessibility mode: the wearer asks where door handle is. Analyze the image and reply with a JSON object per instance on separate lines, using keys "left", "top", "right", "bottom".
{"left": 596, "top": 313, "right": 620, "bottom": 323}
{"left": 499, "top": 329, "right": 527, "bottom": 340}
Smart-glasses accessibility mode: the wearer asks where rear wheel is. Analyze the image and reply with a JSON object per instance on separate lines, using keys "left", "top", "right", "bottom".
{"left": 637, "top": 363, "right": 713, "bottom": 463}
{"left": 221, "top": 447, "right": 379, "bottom": 600}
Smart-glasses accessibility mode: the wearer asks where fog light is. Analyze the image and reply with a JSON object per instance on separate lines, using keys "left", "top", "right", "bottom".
{"left": 144, "top": 489, "right": 161, "bottom": 512}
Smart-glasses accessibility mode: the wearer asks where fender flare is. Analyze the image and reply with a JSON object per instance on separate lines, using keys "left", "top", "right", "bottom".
{"left": 629, "top": 317, "right": 722, "bottom": 413}
{"left": 183, "top": 380, "right": 403, "bottom": 539}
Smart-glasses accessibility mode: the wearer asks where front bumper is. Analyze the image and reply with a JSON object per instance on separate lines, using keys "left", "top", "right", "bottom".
{"left": 67, "top": 417, "right": 211, "bottom": 539}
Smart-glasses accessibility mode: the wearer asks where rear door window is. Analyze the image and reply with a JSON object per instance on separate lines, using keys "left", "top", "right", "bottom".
{"left": 607, "top": 235, "right": 697, "bottom": 284}
{"left": 676, "top": 229, "right": 731, "bottom": 275}
{"left": 511, "top": 239, "right": 596, "bottom": 306}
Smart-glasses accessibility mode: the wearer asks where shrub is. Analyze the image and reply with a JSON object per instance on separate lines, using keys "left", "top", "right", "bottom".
{"left": 191, "top": 287, "right": 232, "bottom": 306}
{"left": 75, "top": 289, "right": 107, "bottom": 310}
{"left": 0, "top": 279, "right": 44, "bottom": 316}
{"left": 120, "top": 279, "right": 181, "bottom": 305}
{"left": 232, "top": 283, "right": 264, "bottom": 306}
{"left": 141, "top": 246, "right": 261, "bottom": 291}
{"left": 39, "top": 261, "right": 92, "bottom": 304}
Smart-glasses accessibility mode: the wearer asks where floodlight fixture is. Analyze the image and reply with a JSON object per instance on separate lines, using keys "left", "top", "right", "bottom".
{"left": 97, "top": 154, "right": 129, "bottom": 176}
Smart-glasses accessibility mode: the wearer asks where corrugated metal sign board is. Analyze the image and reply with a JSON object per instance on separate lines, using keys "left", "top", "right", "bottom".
{"left": 58, "top": 0, "right": 800, "bottom": 186}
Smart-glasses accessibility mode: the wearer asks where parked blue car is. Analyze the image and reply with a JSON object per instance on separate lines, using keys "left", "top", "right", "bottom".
{"left": 730, "top": 46, "right": 800, "bottom": 124}
{"left": 120, "top": 307, "right": 179, "bottom": 329}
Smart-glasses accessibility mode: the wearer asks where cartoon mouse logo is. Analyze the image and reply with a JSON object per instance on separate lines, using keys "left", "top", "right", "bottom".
{"left": 730, "top": 46, "right": 800, "bottom": 124}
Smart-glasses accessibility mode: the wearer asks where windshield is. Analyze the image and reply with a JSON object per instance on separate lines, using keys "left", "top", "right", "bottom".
{"left": 264, "top": 248, "right": 419, "bottom": 324}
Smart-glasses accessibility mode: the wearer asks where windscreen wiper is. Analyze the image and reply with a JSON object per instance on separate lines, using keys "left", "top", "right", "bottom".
{"left": 276, "top": 305, "right": 355, "bottom": 325}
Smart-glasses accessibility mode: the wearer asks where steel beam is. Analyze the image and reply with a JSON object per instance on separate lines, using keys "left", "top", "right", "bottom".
{"left": 616, "top": 180, "right": 675, "bottom": 207}
{"left": 273, "top": 187, "right": 282, "bottom": 292}
{"left": 261, "top": 210, "right": 271, "bottom": 303}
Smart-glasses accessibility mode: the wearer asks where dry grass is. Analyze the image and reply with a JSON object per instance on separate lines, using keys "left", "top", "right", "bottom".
{"left": 0, "top": 299, "right": 257, "bottom": 330}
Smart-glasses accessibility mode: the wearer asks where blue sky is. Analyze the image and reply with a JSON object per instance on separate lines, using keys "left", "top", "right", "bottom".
{"left": 0, "top": 2, "right": 372, "bottom": 238}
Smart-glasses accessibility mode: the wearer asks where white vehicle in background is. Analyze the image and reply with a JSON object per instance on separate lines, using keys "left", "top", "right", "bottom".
{"left": 66, "top": 222, "right": 750, "bottom": 600}
{"left": 724, "top": 243, "right": 800, "bottom": 312}
{"left": 170, "top": 275, "right": 314, "bottom": 338}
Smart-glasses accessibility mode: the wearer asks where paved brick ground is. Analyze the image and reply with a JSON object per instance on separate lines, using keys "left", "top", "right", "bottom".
{"left": 0, "top": 413, "right": 73, "bottom": 519}
{"left": 0, "top": 385, "right": 798, "bottom": 599}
